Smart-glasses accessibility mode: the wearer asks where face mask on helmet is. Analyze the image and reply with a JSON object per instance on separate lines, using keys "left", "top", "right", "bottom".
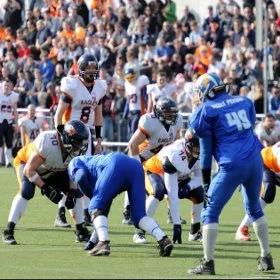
{"left": 61, "top": 121, "right": 89, "bottom": 158}
{"left": 185, "top": 136, "right": 200, "bottom": 161}
{"left": 78, "top": 54, "right": 99, "bottom": 84}
{"left": 154, "top": 98, "right": 178, "bottom": 125}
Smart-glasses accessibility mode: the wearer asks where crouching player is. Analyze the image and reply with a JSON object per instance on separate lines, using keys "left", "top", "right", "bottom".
{"left": 134, "top": 136, "right": 203, "bottom": 244}
{"left": 68, "top": 152, "right": 174, "bottom": 257}
{"left": 236, "top": 141, "right": 280, "bottom": 241}
{"left": 2, "top": 120, "right": 90, "bottom": 245}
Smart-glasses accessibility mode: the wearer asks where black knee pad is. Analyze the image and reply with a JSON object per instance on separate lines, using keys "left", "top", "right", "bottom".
{"left": 21, "top": 176, "right": 36, "bottom": 200}
{"left": 148, "top": 173, "right": 166, "bottom": 201}
{"left": 188, "top": 186, "right": 204, "bottom": 204}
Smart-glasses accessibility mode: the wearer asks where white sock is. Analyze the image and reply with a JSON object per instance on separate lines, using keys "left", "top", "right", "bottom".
{"left": 146, "top": 196, "right": 159, "bottom": 217}
{"left": 253, "top": 216, "right": 270, "bottom": 257}
{"left": 138, "top": 216, "right": 165, "bottom": 241}
{"left": 90, "top": 230, "right": 98, "bottom": 243}
{"left": 239, "top": 198, "right": 267, "bottom": 228}
{"left": 0, "top": 147, "right": 3, "bottom": 164}
{"left": 123, "top": 191, "right": 130, "bottom": 209}
{"left": 82, "top": 196, "right": 90, "bottom": 210}
{"left": 58, "top": 194, "right": 66, "bottom": 208}
{"left": 4, "top": 147, "right": 12, "bottom": 165}
{"left": 203, "top": 223, "right": 218, "bottom": 261}
{"left": 69, "top": 197, "right": 84, "bottom": 224}
{"left": 93, "top": 215, "right": 109, "bottom": 241}
{"left": 191, "top": 202, "right": 203, "bottom": 224}
{"left": 8, "top": 193, "right": 28, "bottom": 224}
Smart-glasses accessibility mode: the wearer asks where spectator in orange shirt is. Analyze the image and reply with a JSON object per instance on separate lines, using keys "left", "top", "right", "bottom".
{"left": 59, "top": 20, "right": 75, "bottom": 43}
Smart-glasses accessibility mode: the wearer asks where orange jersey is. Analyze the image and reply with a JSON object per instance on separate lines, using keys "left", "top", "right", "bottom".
{"left": 261, "top": 142, "right": 280, "bottom": 174}
{"left": 144, "top": 154, "right": 164, "bottom": 175}
{"left": 13, "top": 142, "right": 36, "bottom": 168}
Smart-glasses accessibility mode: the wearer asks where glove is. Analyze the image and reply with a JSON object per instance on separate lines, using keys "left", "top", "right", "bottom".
{"left": 56, "top": 124, "right": 64, "bottom": 134}
{"left": 172, "top": 224, "right": 182, "bottom": 244}
{"left": 41, "top": 185, "right": 63, "bottom": 204}
{"left": 65, "top": 189, "right": 77, "bottom": 210}
{"left": 203, "top": 184, "right": 210, "bottom": 208}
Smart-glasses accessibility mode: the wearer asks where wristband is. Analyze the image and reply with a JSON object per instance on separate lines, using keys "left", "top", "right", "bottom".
{"left": 95, "top": 126, "right": 102, "bottom": 139}
{"left": 29, "top": 172, "right": 40, "bottom": 183}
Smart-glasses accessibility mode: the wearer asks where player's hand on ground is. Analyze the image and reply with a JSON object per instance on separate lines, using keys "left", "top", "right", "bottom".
{"left": 41, "top": 185, "right": 63, "bottom": 204}
{"left": 172, "top": 224, "right": 182, "bottom": 244}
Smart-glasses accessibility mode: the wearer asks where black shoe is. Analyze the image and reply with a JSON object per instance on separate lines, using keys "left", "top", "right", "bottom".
{"left": 2, "top": 229, "right": 17, "bottom": 245}
{"left": 84, "top": 240, "right": 97, "bottom": 251}
{"left": 257, "top": 253, "right": 275, "bottom": 271}
{"left": 54, "top": 207, "right": 71, "bottom": 228}
{"left": 88, "top": 241, "right": 110, "bottom": 256}
{"left": 122, "top": 209, "right": 133, "bottom": 225}
{"left": 6, "top": 163, "right": 12, "bottom": 168}
{"left": 84, "top": 209, "right": 93, "bottom": 226}
{"left": 188, "top": 258, "right": 215, "bottom": 275}
{"left": 75, "top": 223, "right": 91, "bottom": 243}
{"left": 158, "top": 236, "right": 173, "bottom": 257}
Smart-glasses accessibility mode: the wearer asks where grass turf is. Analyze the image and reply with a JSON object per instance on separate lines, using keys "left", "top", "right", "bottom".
{"left": 0, "top": 167, "right": 279, "bottom": 279}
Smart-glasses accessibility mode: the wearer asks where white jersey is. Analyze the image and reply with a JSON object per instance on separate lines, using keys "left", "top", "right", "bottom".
{"left": 0, "top": 91, "right": 19, "bottom": 123}
{"left": 147, "top": 83, "right": 175, "bottom": 104}
{"left": 61, "top": 75, "right": 107, "bottom": 128}
{"left": 158, "top": 139, "right": 202, "bottom": 188}
{"left": 18, "top": 116, "right": 42, "bottom": 143}
{"left": 138, "top": 112, "right": 183, "bottom": 161}
{"left": 144, "top": 138, "right": 202, "bottom": 225}
{"left": 255, "top": 121, "right": 280, "bottom": 146}
{"left": 34, "top": 131, "right": 73, "bottom": 179}
{"left": 125, "top": 75, "right": 149, "bottom": 111}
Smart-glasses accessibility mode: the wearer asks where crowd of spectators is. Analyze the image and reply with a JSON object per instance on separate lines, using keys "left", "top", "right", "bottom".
{"left": 0, "top": 0, "right": 280, "bottom": 142}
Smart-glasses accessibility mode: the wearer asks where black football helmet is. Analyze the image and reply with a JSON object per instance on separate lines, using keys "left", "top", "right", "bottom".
{"left": 61, "top": 120, "right": 89, "bottom": 157}
{"left": 185, "top": 136, "right": 200, "bottom": 160}
{"left": 153, "top": 96, "right": 178, "bottom": 125}
{"left": 77, "top": 54, "right": 99, "bottom": 84}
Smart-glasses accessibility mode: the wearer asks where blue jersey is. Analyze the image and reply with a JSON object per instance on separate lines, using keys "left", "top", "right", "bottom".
{"left": 68, "top": 154, "right": 113, "bottom": 198}
{"left": 189, "top": 92, "right": 263, "bottom": 165}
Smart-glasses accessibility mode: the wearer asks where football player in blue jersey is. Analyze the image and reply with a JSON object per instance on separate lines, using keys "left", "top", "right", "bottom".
{"left": 68, "top": 152, "right": 173, "bottom": 257}
{"left": 186, "top": 73, "right": 274, "bottom": 275}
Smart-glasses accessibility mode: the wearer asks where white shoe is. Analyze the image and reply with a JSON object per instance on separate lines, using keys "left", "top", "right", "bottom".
{"left": 235, "top": 225, "right": 250, "bottom": 241}
{"left": 133, "top": 232, "right": 146, "bottom": 244}
{"left": 188, "top": 231, "right": 202, "bottom": 242}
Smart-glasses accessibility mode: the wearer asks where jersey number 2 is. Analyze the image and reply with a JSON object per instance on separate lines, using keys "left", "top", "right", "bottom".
{"left": 225, "top": 109, "right": 251, "bottom": 131}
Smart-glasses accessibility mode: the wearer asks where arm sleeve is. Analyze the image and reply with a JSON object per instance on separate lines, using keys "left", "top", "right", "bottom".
{"left": 189, "top": 163, "right": 203, "bottom": 189}
{"left": 164, "top": 172, "right": 181, "bottom": 225}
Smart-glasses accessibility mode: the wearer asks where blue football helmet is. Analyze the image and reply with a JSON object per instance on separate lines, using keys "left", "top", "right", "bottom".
{"left": 195, "top": 72, "right": 226, "bottom": 101}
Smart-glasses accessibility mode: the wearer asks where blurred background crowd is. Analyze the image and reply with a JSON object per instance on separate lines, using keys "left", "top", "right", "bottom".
{"left": 0, "top": 0, "right": 280, "bottom": 143}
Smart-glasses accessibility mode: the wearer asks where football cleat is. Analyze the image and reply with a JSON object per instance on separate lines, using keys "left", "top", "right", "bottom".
{"left": 122, "top": 209, "right": 133, "bottom": 225}
{"left": 133, "top": 232, "right": 146, "bottom": 244}
{"left": 235, "top": 225, "right": 250, "bottom": 241}
{"left": 158, "top": 236, "right": 173, "bottom": 257}
{"left": 84, "top": 240, "right": 97, "bottom": 251}
{"left": 54, "top": 208, "right": 71, "bottom": 228}
{"left": 75, "top": 224, "right": 91, "bottom": 243}
{"left": 188, "top": 231, "right": 203, "bottom": 242}
{"left": 257, "top": 253, "right": 274, "bottom": 271}
{"left": 188, "top": 258, "right": 215, "bottom": 275}
{"left": 88, "top": 241, "right": 110, "bottom": 256}
{"left": 2, "top": 229, "right": 17, "bottom": 245}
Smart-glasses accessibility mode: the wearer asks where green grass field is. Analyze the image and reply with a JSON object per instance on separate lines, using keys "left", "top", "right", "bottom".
{"left": 0, "top": 167, "right": 279, "bottom": 279}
